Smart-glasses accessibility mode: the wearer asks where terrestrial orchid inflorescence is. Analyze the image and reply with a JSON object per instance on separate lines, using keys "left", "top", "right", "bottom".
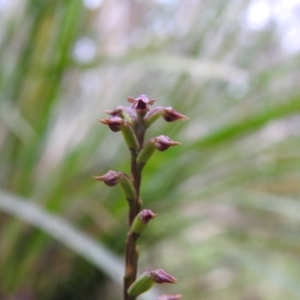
{"left": 95, "top": 95, "right": 188, "bottom": 300}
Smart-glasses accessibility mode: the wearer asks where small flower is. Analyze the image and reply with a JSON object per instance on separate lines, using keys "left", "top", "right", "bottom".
{"left": 139, "top": 209, "right": 157, "bottom": 224}
{"left": 99, "top": 116, "right": 124, "bottom": 132}
{"left": 94, "top": 170, "right": 121, "bottom": 186}
{"left": 150, "top": 269, "right": 178, "bottom": 284}
{"left": 163, "top": 107, "right": 189, "bottom": 122}
{"left": 154, "top": 135, "right": 181, "bottom": 151}
{"left": 105, "top": 106, "right": 137, "bottom": 123}
{"left": 130, "top": 209, "right": 157, "bottom": 235}
{"left": 128, "top": 94, "right": 155, "bottom": 115}
{"left": 127, "top": 269, "right": 177, "bottom": 297}
{"left": 158, "top": 294, "right": 183, "bottom": 300}
{"left": 137, "top": 136, "right": 180, "bottom": 165}
{"left": 145, "top": 106, "right": 189, "bottom": 127}
{"left": 105, "top": 106, "right": 124, "bottom": 116}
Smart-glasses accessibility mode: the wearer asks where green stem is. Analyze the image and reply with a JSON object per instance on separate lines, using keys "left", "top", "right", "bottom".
{"left": 124, "top": 117, "right": 146, "bottom": 300}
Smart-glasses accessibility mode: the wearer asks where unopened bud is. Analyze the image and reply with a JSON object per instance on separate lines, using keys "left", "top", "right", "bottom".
{"left": 99, "top": 116, "right": 124, "bottom": 132}
{"left": 94, "top": 171, "right": 136, "bottom": 201}
{"left": 145, "top": 106, "right": 189, "bottom": 127}
{"left": 105, "top": 106, "right": 137, "bottom": 124}
{"left": 94, "top": 170, "right": 121, "bottom": 186}
{"left": 128, "top": 269, "right": 177, "bottom": 297}
{"left": 154, "top": 135, "right": 181, "bottom": 151}
{"left": 163, "top": 107, "right": 189, "bottom": 122}
{"left": 130, "top": 209, "right": 157, "bottom": 235}
{"left": 137, "top": 136, "right": 181, "bottom": 166}
{"left": 151, "top": 269, "right": 178, "bottom": 284}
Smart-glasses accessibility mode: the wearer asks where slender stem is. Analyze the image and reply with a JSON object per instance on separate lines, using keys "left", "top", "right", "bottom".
{"left": 124, "top": 117, "right": 146, "bottom": 300}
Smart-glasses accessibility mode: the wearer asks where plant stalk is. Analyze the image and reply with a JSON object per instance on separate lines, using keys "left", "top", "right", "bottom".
{"left": 124, "top": 121, "right": 145, "bottom": 300}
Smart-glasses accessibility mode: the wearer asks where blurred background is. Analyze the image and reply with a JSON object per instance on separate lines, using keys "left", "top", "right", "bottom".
{"left": 1, "top": 0, "right": 300, "bottom": 299}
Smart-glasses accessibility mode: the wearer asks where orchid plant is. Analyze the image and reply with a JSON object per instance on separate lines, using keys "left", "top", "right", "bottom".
{"left": 95, "top": 95, "right": 188, "bottom": 300}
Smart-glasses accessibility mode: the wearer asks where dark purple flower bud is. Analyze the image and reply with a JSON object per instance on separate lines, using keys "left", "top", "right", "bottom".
{"left": 93, "top": 170, "right": 121, "bottom": 186}
{"left": 163, "top": 107, "right": 189, "bottom": 122}
{"left": 150, "top": 269, "right": 178, "bottom": 284}
{"left": 105, "top": 106, "right": 124, "bottom": 116}
{"left": 140, "top": 209, "right": 157, "bottom": 224}
{"left": 128, "top": 94, "right": 155, "bottom": 115}
{"left": 105, "top": 106, "right": 137, "bottom": 123}
{"left": 158, "top": 295, "right": 183, "bottom": 300}
{"left": 130, "top": 209, "right": 157, "bottom": 235}
{"left": 99, "top": 116, "right": 124, "bottom": 132}
{"left": 154, "top": 135, "right": 181, "bottom": 151}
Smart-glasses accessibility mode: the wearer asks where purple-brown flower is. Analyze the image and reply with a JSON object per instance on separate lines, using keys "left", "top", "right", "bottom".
{"left": 130, "top": 209, "right": 157, "bottom": 235}
{"left": 163, "top": 107, "right": 189, "bottom": 122}
{"left": 93, "top": 170, "right": 121, "bottom": 186}
{"left": 154, "top": 135, "right": 181, "bottom": 151}
{"left": 99, "top": 116, "right": 124, "bottom": 132}
{"left": 139, "top": 209, "right": 157, "bottom": 224}
{"left": 150, "top": 269, "right": 178, "bottom": 284}
{"left": 128, "top": 94, "right": 155, "bottom": 115}
{"left": 105, "top": 106, "right": 137, "bottom": 123}
{"left": 105, "top": 106, "right": 124, "bottom": 116}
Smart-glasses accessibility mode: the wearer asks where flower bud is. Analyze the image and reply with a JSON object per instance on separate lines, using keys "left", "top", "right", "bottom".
{"left": 99, "top": 116, "right": 124, "bottom": 132}
{"left": 145, "top": 106, "right": 189, "bottom": 127}
{"left": 128, "top": 94, "right": 155, "bottom": 115}
{"left": 150, "top": 269, "right": 178, "bottom": 284}
{"left": 121, "top": 122, "right": 139, "bottom": 151}
{"left": 127, "top": 271, "right": 154, "bottom": 297}
{"left": 94, "top": 170, "right": 121, "bottom": 186}
{"left": 158, "top": 295, "right": 183, "bottom": 300}
{"left": 105, "top": 106, "right": 137, "bottom": 123}
{"left": 154, "top": 135, "right": 181, "bottom": 151}
{"left": 94, "top": 171, "right": 136, "bottom": 200}
{"left": 163, "top": 107, "right": 189, "bottom": 122}
{"left": 130, "top": 209, "right": 157, "bottom": 235}
{"left": 128, "top": 269, "right": 177, "bottom": 297}
{"left": 137, "top": 136, "right": 181, "bottom": 165}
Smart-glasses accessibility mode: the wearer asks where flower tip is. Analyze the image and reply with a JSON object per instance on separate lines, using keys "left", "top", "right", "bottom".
{"left": 151, "top": 269, "right": 178, "bottom": 284}
{"left": 163, "top": 107, "right": 189, "bottom": 122}
{"left": 99, "top": 116, "right": 124, "bottom": 132}
{"left": 140, "top": 209, "right": 158, "bottom": 224}
{"left": 93, "top": 170, "right": 121, "bottom": 186}
{"left": 154, "top": 135, "right": 181, "bottom": 151}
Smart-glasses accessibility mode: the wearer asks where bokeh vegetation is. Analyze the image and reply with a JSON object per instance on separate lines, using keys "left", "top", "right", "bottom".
{"left": 1, "top": 0, "right": 300, "bottom": 299}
